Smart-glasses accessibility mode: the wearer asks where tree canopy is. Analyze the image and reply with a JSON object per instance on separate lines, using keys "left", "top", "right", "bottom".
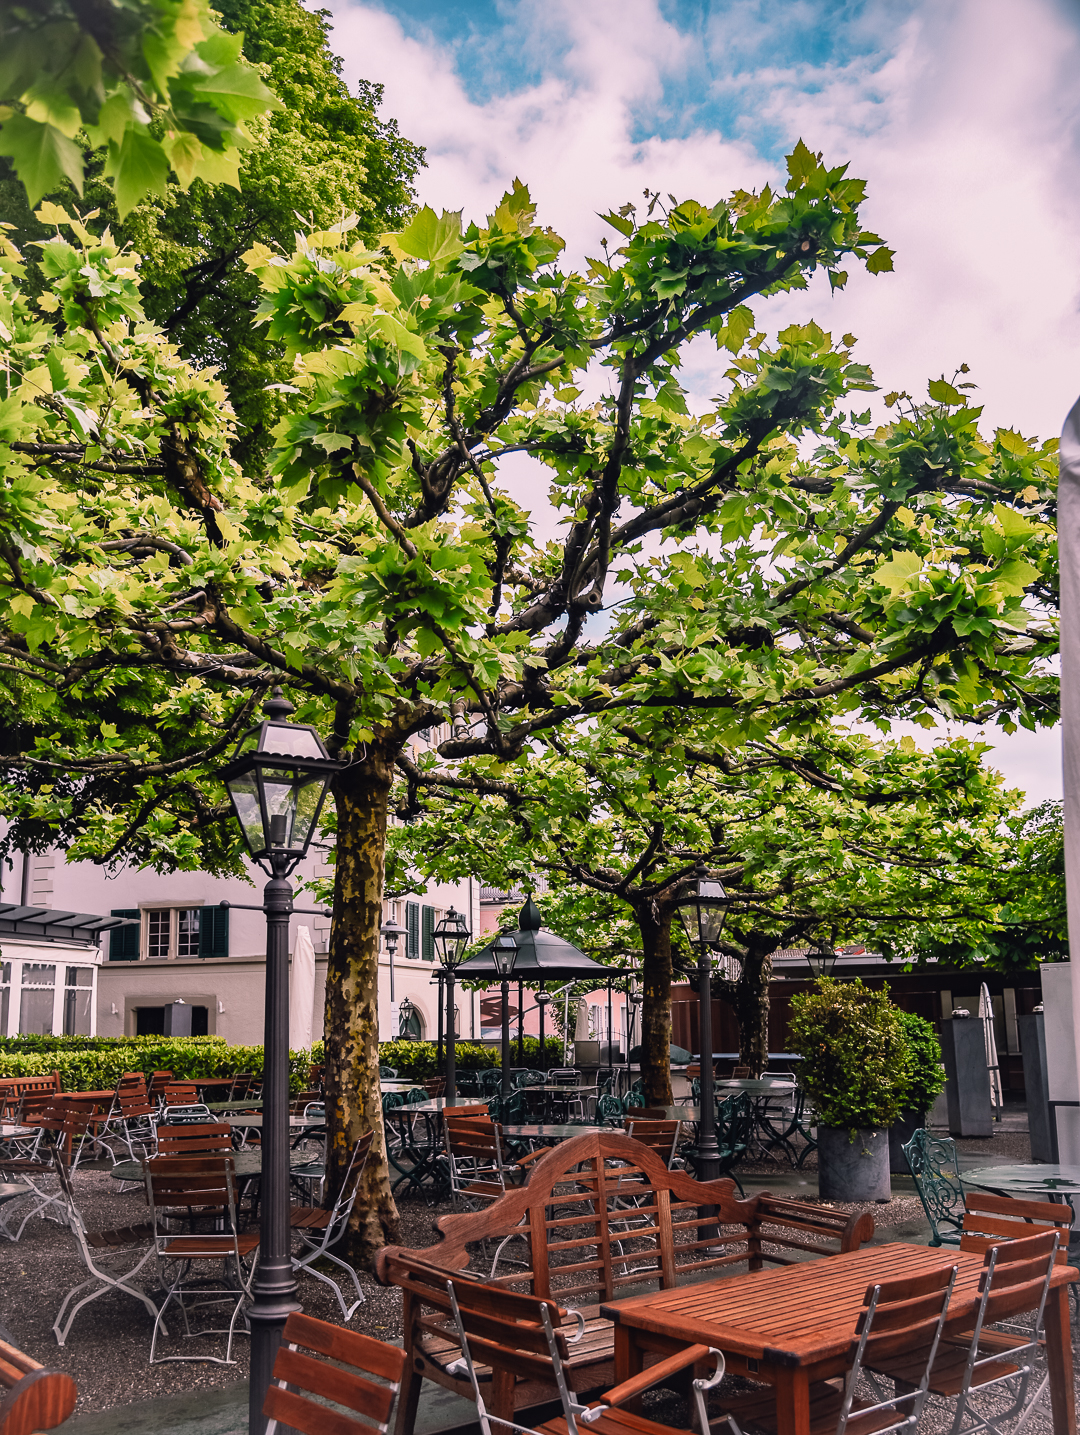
{"left": 0, "top": 143, "right": 1060, "bottom": 1254}
{"left": 389, "top": 720, "right": 1028, "bottom": 1090}
{"left": 1, "top": 0, "right": 424, "bottom": 466}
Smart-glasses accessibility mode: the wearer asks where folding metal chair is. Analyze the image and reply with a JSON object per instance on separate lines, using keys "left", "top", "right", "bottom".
{"left": 863, "top": 1231, "right": 1059, "bottom": 1435}
{"left": 290, "top": 1133, "right": 372, "bottom": 1320}
{"left": 50, "top": 1142, "right": 161, "bottom": 1347}
{"left": 145, "top": 1155, "right": 259, "bottom": 1364}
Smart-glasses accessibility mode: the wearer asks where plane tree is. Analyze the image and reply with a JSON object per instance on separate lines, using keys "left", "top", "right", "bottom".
{"left": 390, "top": 722, "right": 1025, "bottom": 1098}
{"left": 0, "top": 143, "right": 1059, "bottom": 1255}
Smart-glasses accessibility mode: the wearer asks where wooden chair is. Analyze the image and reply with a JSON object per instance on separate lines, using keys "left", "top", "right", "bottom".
{"left": 145, "top": 1155, "right": 259, "bottom": 1364}
{"left": 442, "top": 1103, "right": 489, "bottom": 1120}
{"left": 105, "top": 1073, "right": 157, "bottom": 1162}
{"left": 424, "top": 1078, "right": 446, "bottom": 1098}
{"left": 623, "top": 1117, "right": 683, "bottom": 1170}
{"left": 863, "top": 1231, "right": 1059, "bottom": 1435}
{"left": 0, "top": 1333, "right": 76, "bottom": 1435}
{"left": 732, "top": 1064, "right": 751, "bottom": 1078}
{"left": 443, "top": 1118, "right": 543, "bottom": 1208}
{"left": 155, "top": 1123, "right": 234, "bottom": 1159}
{"left": 159, "top": 1082, "right": 201, "bottom": 1112}
{"left": 719, "top": 1263, "right": 958, "bottom": 1435}
{"left": 290, "top": 1133, "right": 373, "bottom": 1321}
{"left": 262, "top": 1310, "right": 406, "bottom": 1435}
{"left": 958, "top": 1192, "right": 1073, "bottom": 1257}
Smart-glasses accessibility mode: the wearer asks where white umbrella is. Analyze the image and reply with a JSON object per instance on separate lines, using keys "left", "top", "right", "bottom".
{"left": 1060, "top": 397, "right": 1080, "bottom": 1127}
{"left": 289, "top": 925, "right": 317, "bottom": 1051}
{"left": 978, "top": 982, "right": 1003, "bottom": 1117}
{"left": 574, "top": 999, "right": 591, "bottom": 1041}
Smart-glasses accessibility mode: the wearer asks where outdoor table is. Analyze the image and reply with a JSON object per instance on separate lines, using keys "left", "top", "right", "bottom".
{"left": 601, "top": 1241, "right": 1078, "bottom": 1435}
{"left": 715, "top": 1079, "right": 796, "bottom": 1095}
{"left": 962, "top": 1164, "right": 1080, "bottom": 1197}
{"left": 206, "top": 1098, "right": 265, "bottom": 1113}
{"left": 404, "top": 1098, "right": 487, "bottom": 1113}
{"left": 223, "top": 1114, "right": 322, "bottom": 1130}
{"left": 61, "top": 1090, "right": 114, "bottom": 1105}
{"left": 110, "top": 1150, "right": 310, "bottom": 1182}
{"left": 500, "top": 1123, "right": 594, "bottom": 1146}
{"left": 380, "top": 1081, "right": 417, "bottom": 1093}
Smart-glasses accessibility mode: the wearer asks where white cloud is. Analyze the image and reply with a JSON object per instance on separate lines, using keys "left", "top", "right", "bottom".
{"left": 325, "top": 0, "right": 1075, "bottom": 803}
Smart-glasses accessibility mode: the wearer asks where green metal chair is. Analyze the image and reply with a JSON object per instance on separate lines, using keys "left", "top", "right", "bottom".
{"left": 902, "top": 1127, "right": 966, "bottom": 1246}
{"left": 477, "top": 1070, "right": 502, "bottom": 1094}
{"left": 594, "top": 1094, "right": 624, "bottom": 1126}
{"left": 404, "top": 1088, "right": 428, "bottom": 1106}
{"left": 378, "top": 1065, "right": 397, "bottom": 1080}
{"left": 513, "top": 1070, "right": 546, "bottom": 1088}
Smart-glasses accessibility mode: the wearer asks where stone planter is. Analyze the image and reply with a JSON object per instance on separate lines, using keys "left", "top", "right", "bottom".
{"left": 817, "top": 1126, "right": 891, "bottom": 1202}
{"left": 888, "top": 1108, "right": 927, "bottom": 1173}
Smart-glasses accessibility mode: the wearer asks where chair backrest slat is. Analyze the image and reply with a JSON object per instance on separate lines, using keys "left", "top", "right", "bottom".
{"left": 263, "top": 1311, "right": 406, "bottom": 1435}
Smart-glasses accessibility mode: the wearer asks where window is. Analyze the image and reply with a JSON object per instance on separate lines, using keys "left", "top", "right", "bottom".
{"left": 421, "top": 905, "right": 436, "bottom": 961}
{"left": 20, "top": 964, "right": 55, "bottom": 1036}
{"left": 405, "top": 902, "right": 419, "bottom": 959}
{"left": 136, "top": 906, "right": 226, "bottom": 961}
{"left": 63, "top": 967, "right": 93, "bottom": 1036}
{"left": 109, "top": 910, "right": 140, "bottom": 961}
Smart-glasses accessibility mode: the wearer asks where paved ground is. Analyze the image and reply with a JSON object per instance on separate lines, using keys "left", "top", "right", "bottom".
{"left": 2, "top": 1109, "right": 1070, "bottom": 1435}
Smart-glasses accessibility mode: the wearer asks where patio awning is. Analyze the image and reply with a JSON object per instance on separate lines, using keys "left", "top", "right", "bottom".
{"left": 455, "top": 897, "right": 625, "bottom": 983}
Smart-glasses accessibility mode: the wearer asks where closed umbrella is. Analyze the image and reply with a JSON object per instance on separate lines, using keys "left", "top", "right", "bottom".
{"left": 289, "top": 925, "right": 317, "bottom": 1051}
{"left": 978, "top": 982, "right": 1003, "bottom": 1118}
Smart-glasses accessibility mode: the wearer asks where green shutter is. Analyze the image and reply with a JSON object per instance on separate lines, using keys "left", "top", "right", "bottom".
{"left": 199, "top": 905, "right": 229, "bottom": 959}
{"left": 405, "top": 902, "right": 419, "bottom": 959}
{"left": 421, "top": 905, "right": 435, "bottom": 961}
{"left": 109, "top": 910, "right": 140, "bottom": 961}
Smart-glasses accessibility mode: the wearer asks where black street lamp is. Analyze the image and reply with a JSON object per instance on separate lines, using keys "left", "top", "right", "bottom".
{"left": 674, "top": 878, "right": 730, "bottom": 1185}
{"left": 398, "top": 995, "right": 416, "bottom": 1039}
{"left": 537, "top": 990, "right": 551, "bottom": 1072}
{"left": 220, "top": 689, "right": 344, "bottom": 1435}
{"left": 805, "top": 944, "right": 838, "bottom": 981}
{"left": 491, "top": 931, "right": 519, "bottom": 1101}
{"left": 432, "top": 907, "right": 470, "bottom": 1101}
{"left": 380, "top": 919, "right": 407, "bottom": 1025}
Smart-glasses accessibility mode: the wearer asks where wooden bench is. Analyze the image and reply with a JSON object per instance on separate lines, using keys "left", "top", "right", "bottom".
{"left": 0, "top": 1074, "right": 61, "bottom": 1123}
{"left": 0, "top": 1335, "right": 76, "bottom": 1435}
{"left": 376, "top": 1130, "right": 874, "bottom": 1435}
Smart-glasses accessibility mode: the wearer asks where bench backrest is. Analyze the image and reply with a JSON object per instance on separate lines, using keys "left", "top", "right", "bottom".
{"left": 378, "top": 1131, "right": 872, "bottom": 1304}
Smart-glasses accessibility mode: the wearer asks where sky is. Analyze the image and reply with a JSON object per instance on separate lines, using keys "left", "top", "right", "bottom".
{"left": 324, "top": 0, "right": 1080, "bottom": 808}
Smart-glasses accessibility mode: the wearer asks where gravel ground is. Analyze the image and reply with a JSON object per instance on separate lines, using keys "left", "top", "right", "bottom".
{"left": 0, "top": 1170, "right": 442, "bottom": 1417}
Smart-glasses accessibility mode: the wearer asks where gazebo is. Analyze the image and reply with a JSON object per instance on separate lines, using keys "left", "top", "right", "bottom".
{"left": 455, "top": 897, "right": 629, "bottom": 1082}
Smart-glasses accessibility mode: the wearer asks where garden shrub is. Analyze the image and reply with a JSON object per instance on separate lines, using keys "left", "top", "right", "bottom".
{"left": 788, "top": 977, "right": 916, "bottom": 1132}
{"left": 895, "top": 1009, "right": 947, "bottom": 1113}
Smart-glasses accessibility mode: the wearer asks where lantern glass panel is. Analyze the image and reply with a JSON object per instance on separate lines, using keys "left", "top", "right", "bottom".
{"left": 292, "top": 771, "right": 327, "bottom": 850}
{"left": 261, "top": 723, "right": 327, "bottom": 760}
{"left": 676, "top": 879, "right": 728, "bottom": 948}
{"left": 261, "top": 768, "right": 299, "bottom": 848}
{"left": 226, "top": 769, "right": 266, "bottom": 856}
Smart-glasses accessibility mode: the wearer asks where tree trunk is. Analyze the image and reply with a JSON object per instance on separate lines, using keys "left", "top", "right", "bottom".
{"left": 323, "top": 740, "right": 400, "bottom": 1264}
{"left": 733, "top": 942, "right": 773, "bottom": 1076}
{"left": 637, "top": 901, "right": 674, "bottom": 1106}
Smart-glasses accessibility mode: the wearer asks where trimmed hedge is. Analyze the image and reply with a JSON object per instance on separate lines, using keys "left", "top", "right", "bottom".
{"left": 370, "top": 1036, "right": 563, "bottom": 1081}
{"left": 0, "top": 1035, "right": 314, "bottom": 1094}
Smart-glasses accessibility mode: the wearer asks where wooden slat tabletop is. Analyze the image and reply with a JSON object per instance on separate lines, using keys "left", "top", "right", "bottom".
{"left": 601, "top": 1242, "right": 1076, "bottom": 1366}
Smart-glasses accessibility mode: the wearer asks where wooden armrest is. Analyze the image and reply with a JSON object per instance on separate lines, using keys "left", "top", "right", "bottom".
{"left": 514, "top": 1149, "right": 547, "bottom": 1169}
{"left": 586, "top": 1343, "right": 712, "bottom": 1412}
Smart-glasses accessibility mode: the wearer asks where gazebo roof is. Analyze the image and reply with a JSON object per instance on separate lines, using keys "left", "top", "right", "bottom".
{"left": 454, "top": 897, "right": 623, "bottom": 983}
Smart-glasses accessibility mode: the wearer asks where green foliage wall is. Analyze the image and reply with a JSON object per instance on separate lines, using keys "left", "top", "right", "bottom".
{"left": 309, "top": 1037, "right": 562, "bottom": 1081}
{"left": 0, "top": 1035, "right": 313, "bottom": 1093}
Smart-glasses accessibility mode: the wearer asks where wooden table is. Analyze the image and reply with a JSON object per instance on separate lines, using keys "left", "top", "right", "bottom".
{"left": 601, "top": 1241, "right": 1078, "bottom": 1435}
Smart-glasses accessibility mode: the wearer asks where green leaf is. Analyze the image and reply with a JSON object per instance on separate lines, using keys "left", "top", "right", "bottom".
{"left": 873, "top": 550, "right": 923, "bottom": 595}
{"left": 190, "top": 62, "right": 282, "bottom": 122}
{"left": 374, "top": 312, "right": 426, "bottom": 360}
{"left": 393, "top": 206, "right": 465, "bottom": 264}
{"left": 993, "top": 559, "right": 1039, "bottom": 596}
{"left": 107, "top": 128, "right": 169, "bottom": 219}
{"left": 786, "top": 139, "right": 819, "bottom": 189}
{"left": 600, "top": 210, "right": 635, "bottom": 238}
{"left": 927, "top": 378, "right": 962, "bottom": 406}
{"left": 0, "top": 115, "right": 83, "bottom": 206}
{"left": 993, "top": 504, "right": 1035, "bottom": 539}
{"left": 865, "top": 246, "right": 895, "bottom": 274}
{"left": 23, "top": 80, "right": 83, "bottom": 139}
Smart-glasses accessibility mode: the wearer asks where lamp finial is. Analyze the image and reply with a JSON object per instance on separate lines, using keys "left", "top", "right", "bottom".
{"left": 264, "top": 685, "right": 295, "bottom": 721}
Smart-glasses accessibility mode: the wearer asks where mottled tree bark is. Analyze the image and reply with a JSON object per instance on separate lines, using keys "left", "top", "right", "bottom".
{"left": 637, "top": 900, "right": 674, "bottom": 1106}
{"left": 323, "top": 741, "right": 400, "bottom": 1264}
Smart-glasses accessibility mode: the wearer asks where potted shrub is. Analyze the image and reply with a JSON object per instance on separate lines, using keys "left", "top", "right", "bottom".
{"left": 889, "top": 1010, "right": 947, "bottom": 1171}
{"left": 789, "top": 977, "right": 915, "bottom": 1201}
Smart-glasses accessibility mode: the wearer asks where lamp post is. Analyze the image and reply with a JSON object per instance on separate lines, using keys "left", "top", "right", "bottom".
{"left": 537, "top": 991, "right": 551, "bottom": 1072}
{"left": 380, "top": 920, "right": 406, "bottom": 1036}
{"left": 805, "top": 944, "right": 838, "bottom": 981}
{"left": 674, "top": 878, "right": 730, "bottom": 1184}
{"left": 491, "top": 931, "right": 520, "bottom": 1101}
{"left": 432, "top": 907, "right": 470, "bottom": 1101}
{"left": 220, "top": 689, "right": 344, "bottom": 1435}
{"left": 398, "top": 995, "right": 416, "bottom": 1039}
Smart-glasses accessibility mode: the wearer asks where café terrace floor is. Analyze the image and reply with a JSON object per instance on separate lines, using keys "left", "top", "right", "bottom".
{"left": 0, "top": 1104, "right": 1057, "bottom": 1435}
